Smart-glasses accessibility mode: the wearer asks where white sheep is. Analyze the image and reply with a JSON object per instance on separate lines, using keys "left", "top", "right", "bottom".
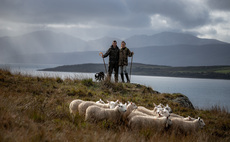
{"left": 122, "top": 102, "right": 138, "bottom": 122}
{"left": 129, "top": 115, "right": 172, "bottom": 131}
{"left": 183, "top": 116, "right": 196, "bottom": 121}
{"left": 136, "top": 106, "right": 158, "bottom": 116}
{"left": 137, "top": 105, "right": 170, "bottom": 117}
{"left": 170, "top": 117, "right": 205, "bottom": 134}
{"left": 127, "top": 109, "right": 149, "bottom": 121}
{"left": 96, "top": 98, "right": 105, "bottom": 104}
{"left": 162, "top": 104, "right": 173, "bottom": 113}
{"left": 85, "top": 103, "right": 127, "bottom": 123}
{"left": 69, "top": 99, "right": 83, "bottom": 118}
{"left": 78, "top": 101, "right": 114, "bottom": 116}
{"left": 153, "top": 103, "right": 163, "bottom": 109}
{"left": 107, "top": 100, "right": 119, "bottom": 109}
{"left": 169, "top": 113, "right": 185, "bottom": 119}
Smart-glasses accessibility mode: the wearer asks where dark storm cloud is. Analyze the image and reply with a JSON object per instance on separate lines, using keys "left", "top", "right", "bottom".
{"left": 0, "top": 0, "right": 210, "bottom": 29}
{"left": 0, "top": 0, "right": 127, "bottom": 23}
{"left": 125, "top": 0, "right": 211, "bottom": 28}
{"left": 207, "top": 0, "right": 230, "bottom": 11}
{"left": 0, "top": 0, "right": 230, "bottom": 42}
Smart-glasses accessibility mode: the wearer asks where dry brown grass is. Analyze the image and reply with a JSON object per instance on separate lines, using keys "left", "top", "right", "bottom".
{"left": 0, "top": 69, "right": 230, "bottom": 142}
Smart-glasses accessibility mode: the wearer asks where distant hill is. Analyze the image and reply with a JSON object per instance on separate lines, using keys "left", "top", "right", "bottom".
{"left": 0, "top": 30, "right": 88, "bottom": 54}
{"left": 40, "top": 63, "right": 230, "bottom": 80}
{"left": 131, "top": 44, "right": 230, "bottom": 66}
{"left": 1, "top": 30, "right": 230, "bottom": 66}
{"left": 125, "top": 32, "right": 226, "bottom": 48}
{"left": 88, "top": 37, "right": 122, "bottom": 51}
{"left": 3, "top": 43, "right": 230, "bottom": 66}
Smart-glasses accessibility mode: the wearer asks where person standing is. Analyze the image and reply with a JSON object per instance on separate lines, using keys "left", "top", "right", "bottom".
{"left": 119, "top": 41, "right": 134, "bottom": 83}
{"left": 101, "top": 40, "right": 120, "bottom": 82}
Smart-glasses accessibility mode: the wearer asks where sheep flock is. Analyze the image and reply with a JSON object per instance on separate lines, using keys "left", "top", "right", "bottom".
{"left": 69, "top": 99, "right": 205, "bottom": 134}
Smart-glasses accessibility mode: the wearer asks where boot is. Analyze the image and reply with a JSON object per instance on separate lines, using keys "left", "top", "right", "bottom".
{"left": 120, "top": 73, "right": 125, "bottom": 83}
{"left": 125, "top": 73, "right": 130, "bottom": 83}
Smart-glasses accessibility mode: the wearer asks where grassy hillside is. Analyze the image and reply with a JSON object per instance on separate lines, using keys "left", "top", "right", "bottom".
{"left": 41, "top": 63, "right": 230, "bottom": 80}
{"left": 0, "top": 69, "right": 230, "bottom": 142}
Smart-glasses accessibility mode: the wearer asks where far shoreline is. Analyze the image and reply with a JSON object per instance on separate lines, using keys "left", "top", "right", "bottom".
{"left": 39, "top": 63, "right": 230, "bottom": 80}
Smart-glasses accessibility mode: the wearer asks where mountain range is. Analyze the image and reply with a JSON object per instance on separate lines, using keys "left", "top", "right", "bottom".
{"left": 0, "top": 30, "right": 230, "bottom": 66}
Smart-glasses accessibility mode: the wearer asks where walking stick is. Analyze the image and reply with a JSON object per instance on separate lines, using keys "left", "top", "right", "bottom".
{"left": 130, "top": 55, "right": 133, "bottom": 82}
{"left": 99, "top": 52, "right": 107, "bottom": 74}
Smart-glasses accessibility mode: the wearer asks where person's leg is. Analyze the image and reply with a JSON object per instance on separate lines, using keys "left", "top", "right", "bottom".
{"left": 114, "top": 64, "right": 119, "bottom": 83}
{"left": 120, "top": 66, "right": 125, "bottom": 83}
{"left": 124, "top": 66, "right": 130, "bottom": 83}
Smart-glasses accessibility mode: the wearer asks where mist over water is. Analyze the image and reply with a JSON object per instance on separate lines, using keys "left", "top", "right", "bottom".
{"left": 1, "top": 63, "right": 230, "bottom": 111}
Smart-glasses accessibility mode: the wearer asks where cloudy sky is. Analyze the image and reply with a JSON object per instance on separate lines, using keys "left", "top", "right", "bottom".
{"left": 0, "top": 0, "right": 230, "bottom": 42}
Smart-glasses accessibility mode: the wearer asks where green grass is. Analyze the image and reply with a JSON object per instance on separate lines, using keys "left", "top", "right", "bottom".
{"left": 215, "top": 69, "right": 230, "bottom": 74}
{"left": 0, "top": 69, "right": 230, "bottom": 142}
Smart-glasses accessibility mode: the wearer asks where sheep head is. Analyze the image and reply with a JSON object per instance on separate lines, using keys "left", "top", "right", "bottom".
{"left": 198, "top": 117, "right": 205, "bottom": 128}
{"left": 158, "top": 108, "right": 170, "bottom": 117}
{"left": 99, "top": 99, "right": 105, "bottom": 104}
{"left": 128, "top": 102, "right": 138, "bottom": 110}
{"left": 164, "top": 104, "right": 172, "bottom": 113}
{"left": 108, "top": 100, "right": 119, "bottom": 109}
{"left": 118, "top": 104, "right": 127, "bottom": 113}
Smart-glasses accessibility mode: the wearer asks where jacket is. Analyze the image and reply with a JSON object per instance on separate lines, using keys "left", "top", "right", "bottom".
{"left": 119, "top": 47, "right": 132, "bottom": 66}
{"left": 103, "top": 45, "right": 120, "bottom": 64}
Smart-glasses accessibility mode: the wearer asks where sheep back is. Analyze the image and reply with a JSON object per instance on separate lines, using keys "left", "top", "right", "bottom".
{"left": 137, "top": 106, "right": 157, "bottom": 116}
{"left": 129, "top": 115, "right": 170, "bottom": 131}
{"left": 78, "top": 101, "right": 96, "bottom": 116}
{"left": 85, "top": 106, "right": 122, "bottom": 123}
{"left": 69, "top": 99, "right": 83, "bottom": 114}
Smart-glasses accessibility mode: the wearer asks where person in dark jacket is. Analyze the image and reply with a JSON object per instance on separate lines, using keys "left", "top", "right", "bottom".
{"left": 102, "top": 40, "right": 120, "bottom": 82}
{"left": 119, "top": 41, "right": 134, "bottom": 83}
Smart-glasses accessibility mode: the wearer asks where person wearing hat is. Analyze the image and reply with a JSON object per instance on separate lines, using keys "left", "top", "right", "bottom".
{"left": 101, "top": 40, "right": 120, "bottom": 82}
{"left": 119, "top": 41, "right": 134, "bottom": 83}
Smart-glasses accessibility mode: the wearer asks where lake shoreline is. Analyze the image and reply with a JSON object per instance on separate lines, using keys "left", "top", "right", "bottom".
{"left": 40, "top": 63, "right": 230, "bottom": 80}
{"left": 40, "top": 69, "right": 230, "bottom": 81}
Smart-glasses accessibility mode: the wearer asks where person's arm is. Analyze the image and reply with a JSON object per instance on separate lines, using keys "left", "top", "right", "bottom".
{"left": 127, "top": 48, "right": 133, "bottom": 57}
{"left": 103, "top": 48, "right": 111, "bottom": 58}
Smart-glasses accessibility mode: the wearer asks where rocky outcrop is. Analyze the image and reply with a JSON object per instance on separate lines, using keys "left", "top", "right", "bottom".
{"left": 172, "top": 95, "right": 194, "bottom": 109}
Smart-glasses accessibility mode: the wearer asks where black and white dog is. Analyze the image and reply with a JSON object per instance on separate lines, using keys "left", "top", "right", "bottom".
{"left": 95, "top": 72, "right": 105, "bottom": 81}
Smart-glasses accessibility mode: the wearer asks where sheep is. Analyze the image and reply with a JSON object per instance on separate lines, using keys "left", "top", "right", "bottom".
{"left": 121, "top": 102, "right": 138, "bottom": 122}
{"left": 153, "top": 103, "right": 163, "bottom": 109}
{"left": 85, "top": 103, "right": 127, "bottom": 123}
{"left": 170, "top": 115, "right": 196, "bottom": 122}
{"left": 137, "top": 106, "right": 170, "bottom": 117}
{"left": 129, "top": 115, "right": 172, "bottom": 131}
{"left": 107, "top": 100, "right": 119, "bottom": 109}
{"left": 127, "top": 109, "right": 149, "bottom": 121}
{"left": 78, "top": 101, "right": 111, "bottom": 116}
{"left": 183, "top": 116, "right": 196, "bottom": 121}
{"left": 157, "top": 108, "right": 170, "bottom": 117}
{"left": 169, "top": 113, "right": 185, "bottom": 119}
{"left": 136, "top": 106, "right": 158, "bottom": 116}
{"left": 69, "top": 99, "right": 83, "bottom": 119}
{"left": 136, "top": 103, "right": 164, "bottom": 116}
{"left": 170, "top": 117, "right": 205, "bottom": 134}
{"left": 96, "top": 98, "right": 105, "bottom": 104}
{"left": 162, "top": 104, "right": 173, "bottom": 113}
{"left": 169, "top": 112, "right": 196, "bottom": 121}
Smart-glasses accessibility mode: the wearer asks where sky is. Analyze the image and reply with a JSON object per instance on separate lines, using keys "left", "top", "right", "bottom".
{"left": 0, "top": 0, "right": 230, "bottom": 42}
